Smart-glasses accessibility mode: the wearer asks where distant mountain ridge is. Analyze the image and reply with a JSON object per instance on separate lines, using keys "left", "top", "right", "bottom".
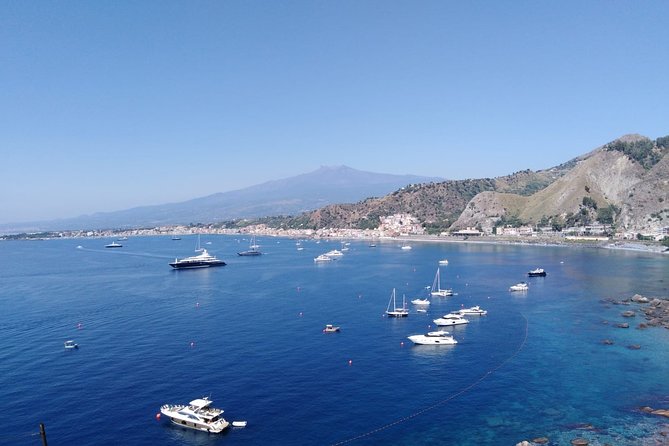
{"left": 0, "top": 166, "right": 442, "bottom": 233}
{"left": 280, "top": 134, "right": 669, "bottom": 235}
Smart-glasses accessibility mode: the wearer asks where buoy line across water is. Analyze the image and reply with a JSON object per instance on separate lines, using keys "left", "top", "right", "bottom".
{"left": 330, "top": 313, "right": 530, "bottom": 446}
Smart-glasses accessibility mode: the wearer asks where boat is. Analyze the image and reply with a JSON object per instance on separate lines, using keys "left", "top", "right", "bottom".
{"left": 457, "top": 305, "right": 487, "bottom": 315}
{"left": 438, "top": 259, "right": 449, "bottom": 265}
{"left": 117, "top": 236, "right": 128, "bottom": 241}
{"left": 323, "top": 324, "right": 340, "bottom": 333}
{"left": 238, "top": 235, "right": 262, "bottom": 256}
{"left": 407, "top": 331, "right": 457, "bottom": 345}
{"left": 324, "top": 249, "right": 344, "bottom": 258}
{"left": 105, "top": 241, "right": 122, "bottom": 248}
{"left": 232, "top": 421, "right": 247, "bottom": 427}
{"left": 169, "top": 249, "right": 226, "bottom": 269}
{"left": 171, "top": 233, "right": 181, "bottom": 240}
{"left": 314, "top": 254, "right": 333, "bottom": 263}
{"left": 385, "top": 288, "right": 409, "bottom": 317}
{"left": 400, "top": 245, "right": 412, "bottom": 250}
{"left": 64, "top": 340, "right": 78, "bottom": 349}
{"left": 528, "top": 268, "right": 547, "bottom": 277}
{"left": 160, "top": 397, "right": 230, "bottom": 433}
{"left": 430, "top": 267, "right": 453, "bottom": 297}
{"left": 433, "top": 313, "right": 469, "bottom": 326}
{"left": 509, "top": 282, "right": 529, "bottom": 292}
{"left": 411, "top": 288, "right": 431, "bottom": 306}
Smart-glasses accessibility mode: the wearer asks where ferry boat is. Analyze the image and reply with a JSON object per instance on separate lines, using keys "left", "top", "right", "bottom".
{"left": 160, "top": 397, "right": 230, "bottom": 433}
{"left": 169, "top": 249, "right": 226, "bottom": 269}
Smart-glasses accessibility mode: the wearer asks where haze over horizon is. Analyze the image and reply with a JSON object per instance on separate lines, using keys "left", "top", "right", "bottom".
{"left": 2, "top": 1, "right": 668, "bottom": 224}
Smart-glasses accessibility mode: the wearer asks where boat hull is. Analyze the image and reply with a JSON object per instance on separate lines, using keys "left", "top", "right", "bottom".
{"left": 238, "top": 251, "right": 261, "bottom": 256}
{"left": 169, "top": 261, "right": 226, "bottom": 269}
{"left": 528, "top": 272, "right": 547, "bottom": 277}
{"left": 408, "top": 335, "right": 457, "bottom": 345}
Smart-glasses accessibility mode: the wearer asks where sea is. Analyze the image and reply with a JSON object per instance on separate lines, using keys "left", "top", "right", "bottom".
{"left": 2, "top": 235, "right": 668, "bottom": 445}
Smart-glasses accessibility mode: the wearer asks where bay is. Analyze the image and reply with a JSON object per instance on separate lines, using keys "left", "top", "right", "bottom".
{"left": 2, "top": 236, "right": 668, "bottom": 445}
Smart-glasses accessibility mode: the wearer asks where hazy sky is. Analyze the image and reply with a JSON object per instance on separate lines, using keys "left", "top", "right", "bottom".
{"left": 1, "top": 1, "right": 668, "bottom": 223}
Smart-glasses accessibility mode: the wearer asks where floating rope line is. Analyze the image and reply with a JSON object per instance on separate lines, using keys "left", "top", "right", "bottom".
{"left": 330, "top": 313, "right": 530, "bottom": 446}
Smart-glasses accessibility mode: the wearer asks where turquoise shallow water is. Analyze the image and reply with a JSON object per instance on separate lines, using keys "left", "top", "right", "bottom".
{"left": 1, "top": 236, "right": 668, "bottom": 445}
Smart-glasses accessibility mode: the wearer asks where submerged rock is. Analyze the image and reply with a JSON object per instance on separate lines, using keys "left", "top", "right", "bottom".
{"left": 627, "top": 344, "right": 641, "bottom": 350}
{"left": 616, "top": 322, "right": 629, "bottom": 328}
{"left": 532, "top": 437, "right": 549, "bottom": 444}
{"left": 631, "top": 294, "right": 649, "bottom": 303}
{"left": 621, "top": 310, "right": 636, "bottom": 317}
{"left": 651, "top": 409, "right": 669, "bottom": 418}
{"left": 571, "top": 438, "right": 589, "bottom": 445}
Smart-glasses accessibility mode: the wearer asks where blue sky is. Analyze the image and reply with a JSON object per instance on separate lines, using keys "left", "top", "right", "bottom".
{"left": 1, "top": 1, "right": 667, "bottom": 223}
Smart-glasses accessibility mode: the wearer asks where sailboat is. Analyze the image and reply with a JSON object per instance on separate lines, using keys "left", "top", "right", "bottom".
{"left": 238, "top": 235, "right": 262, "bottom": 256}
{"left": 194, "top": 234, "right": 204, "bottom": 252}
{"left": 430, "top": 267, "right": 453, "bottom": 297}
{"left": 386, "top": 288, "right": 409, "bottom": 317}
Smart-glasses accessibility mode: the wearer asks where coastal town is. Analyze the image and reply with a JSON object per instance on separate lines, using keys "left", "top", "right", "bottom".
{"left": 7, "top": 212, "right": 668, "bottom": 253}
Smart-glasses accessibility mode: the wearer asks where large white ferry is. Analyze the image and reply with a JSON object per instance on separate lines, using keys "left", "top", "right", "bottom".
{"left": 160, "top": 397, "right": 230, "bottom": 433}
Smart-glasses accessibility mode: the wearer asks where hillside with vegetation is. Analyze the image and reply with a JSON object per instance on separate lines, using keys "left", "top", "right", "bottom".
{"left": 270, "top": 134, "right": 669, "bottom": 235}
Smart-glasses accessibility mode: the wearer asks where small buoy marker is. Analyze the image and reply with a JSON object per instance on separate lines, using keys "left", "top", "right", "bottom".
{"left": 190, "top": 341, "right": 195, "bottom": 348}
{"left": 77, "top": 322, "right": 83, "bottom": 329}
{"left": 195, "top": 302, "right": 200, "bottom": 308}
{"left": 299, "top": 312, "right": 303, "bottom": 317}
{"left": 400, "top": 341, "right": 404, "bottom": 347}
{"left": 155, "top": 413, "right": 161, "bottom": 420}
{"left": 348, "top": 359, "right": 352, "bottom": 366}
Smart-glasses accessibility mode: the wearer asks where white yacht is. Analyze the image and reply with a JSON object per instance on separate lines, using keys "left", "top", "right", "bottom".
{"left": 509, "top": 282, "right": 529, "bottom": 292}
{"left": 169, "top": 249, "right": 226, "bottom": 269}
{"left": 105, "top": 241, "right": 122, "bottom": 248}
{"left": 457, "top": 305, "right": 487, "bottom": 316}
{"left": 314, "top": 254, "right": 333, "bottom": 263}
{"left": 160, "top": 397, "right": 230, "bottom": 433}
{"left": 438, "top": 259, "right": 449, "bottom": 265}
{"left": 433, "top": 313, "right": 469, "bottom": 326}
{"left": 407, "top": 331, "right": 457, "bottom": 345}
{"left": 64, "top": 340, "right": 78, "bottom": 349}
{"left": 411, "top": 297, "right": 430, "bottom": 306}
{"left": 528, "top": 268, "right": 547, "bottom": 277}
{"left": 400, "top": 245, "right": 412, "bottom": 250}
{"left": 324, "top": 249, "right": 344, "bottom": 257}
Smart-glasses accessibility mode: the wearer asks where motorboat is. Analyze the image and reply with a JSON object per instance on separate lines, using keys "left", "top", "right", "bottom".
{"left": 160, "top": 397, "right": 230, "bottom": 433}
{"left": 386, "top": 288, "right": 409, "bottom": 317}
{"left": 411, "top": 297, "right": 430, "bottom": 306}
{"left": 105, "top": 241, "right": 122, "bottom": 248}
{"left": 314, "top": 254, "right": 333, "bottom": 263}
{"left": 438, "top": 259, "right": 449, "bottom": 265}
{"left": 400, "top": 245, "right": 412, "bottom": 250}
{"left": 323, "top": 324, "right": 340, "bottom": 333}
{"left": 433, "top": 313, "right": 469, "bottom": 326}
{"left": 509, "top": 282, "right": 529, "bottom": 292}
{"left": 457, "top": 305, "right": 487, "bottom": 315}
{"left": 324, "top": 249, "right": 344, "bottom": 257}
{"left": 528, "top": 268, "right": 547, "bottom": 277}
{"left": 169, "top": 249, "right": 226, "bottom": 269}
{"left": 64, "top": 340, "right": 78, "bottom": 349}
{"left": 407, "top": 331, "right": 457, "bottom": 345}
{"left": 430, "top": 267, "right": 453, "bottom": 297}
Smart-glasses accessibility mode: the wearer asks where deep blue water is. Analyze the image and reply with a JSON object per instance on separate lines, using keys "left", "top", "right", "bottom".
{"left": 2, "top": 236, "right": 668, "bottom": 445}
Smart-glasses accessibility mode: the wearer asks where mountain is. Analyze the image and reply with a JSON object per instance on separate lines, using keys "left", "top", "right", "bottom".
{"left": 280, "top": 134, "right": 669, "bottom": 234}
{"left": 0, "top": 166, "right": 442, "bottom": 232}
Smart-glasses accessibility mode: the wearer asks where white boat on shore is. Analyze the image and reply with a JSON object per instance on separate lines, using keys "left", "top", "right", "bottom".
{"left": 407, "top": 331, "right": 457, "bottom": 345}
{"left": 509, "top": 282, "right": 529, "bottom": 292}
{"left": 160, "top": 397, "right": 230, "bottom": 433}
{"left": 433, "top": 313, "right": 469, "bottom": 326}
